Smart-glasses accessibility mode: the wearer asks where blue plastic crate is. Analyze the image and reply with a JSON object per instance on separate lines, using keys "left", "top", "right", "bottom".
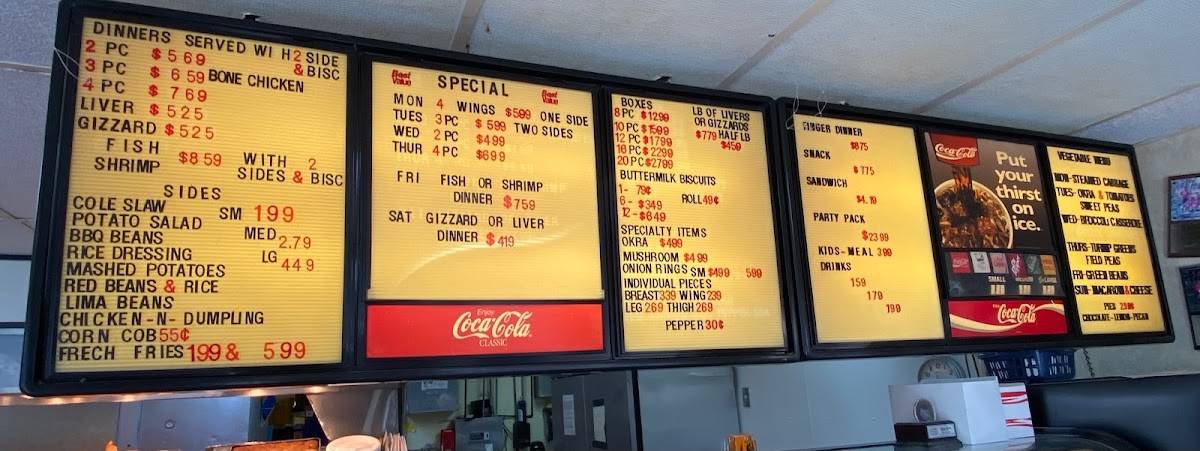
{"left": 979, "top": 349, "right": 1075, "bottom": 383}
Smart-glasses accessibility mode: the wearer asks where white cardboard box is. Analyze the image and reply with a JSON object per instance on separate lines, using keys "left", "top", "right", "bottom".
{"left": 889, "top": 377, "right": 1007, "bottom": 445}
{"left": 999, "top": 382, "right": 1034, "bottom": 439}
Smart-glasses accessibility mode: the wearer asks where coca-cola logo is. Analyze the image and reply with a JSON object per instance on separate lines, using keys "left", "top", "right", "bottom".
{"left": 950, "top": 252, "right": 970, "bottom": 273}
{"left": 453, "top": 309, "right": 533, "bottom": 340}
{"left": 996, "top": 303, "right": 1038, "bottom": 325}
{"left": 949, "top": 300, "right": 1065, "bottom": 338}
{"left": 934, "top": 143, "right": 978, "bottom": 162}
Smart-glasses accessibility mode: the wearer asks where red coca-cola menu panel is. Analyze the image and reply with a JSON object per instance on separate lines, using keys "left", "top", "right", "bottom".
{"left": 948, "top": 300, "right": 1067, "bottom": 338}
{"left": 923, "top": 131, "right": 1067, "bottom": 344}
{"left": 366, "top": 304, "right": 604, "bottom": 358}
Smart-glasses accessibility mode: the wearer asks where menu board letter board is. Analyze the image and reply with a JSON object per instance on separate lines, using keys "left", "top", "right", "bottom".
{"left": 923, "top": 133, "right": 1067, "bottom": 338}
{"left": 611, "top": 94, "right": 786, "bottom": 352}
{"left": 793, "top": 115, "right": 944, "bottom": 343}
{"left": 52, "top": 18, "right": 348, "bottom": 372}
{"left": 367, "top": 60, "right": 605, "bottom": 358}
{"left": 1048, "top": 147, "right": 1166, "bottom": 334}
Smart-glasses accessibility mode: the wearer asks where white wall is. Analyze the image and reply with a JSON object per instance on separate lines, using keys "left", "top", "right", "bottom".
{"left": 1079, "top": 128, "right": 1200, "bottom": 376}
{"left": 736, "top": 356, "right": 975, "bottom": 451}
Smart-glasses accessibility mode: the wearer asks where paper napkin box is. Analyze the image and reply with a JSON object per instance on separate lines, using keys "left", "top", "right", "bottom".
{"left": 999, "top": 382, "right": 1034, "bottom": 439}
{"left": 889, "top": 377, "right": 1007, "bottom": 445}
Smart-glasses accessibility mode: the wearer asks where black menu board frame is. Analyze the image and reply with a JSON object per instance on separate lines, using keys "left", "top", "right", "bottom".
{"left": 348, "top": 27, "right": 797, "bottom": 372}
{"left": 1042, "top": 143, "right": 1172, "bottom": 340}
{"left": 776, "top": 101, "right": 950, "bottom": 357}
{"left": 23, "top": 1, "right": 362, "bottom": 396}
{"left": 778, "top": 98, "right": 1173, "bottom": 359}
{"left": 604, "top": 88, "right": 798, "bottom": 362}
{"left": 24, "top": 0, "right": 798, "bottom": 396}
{"left": 354, "top": 52, "right": 618, "bottom": 372}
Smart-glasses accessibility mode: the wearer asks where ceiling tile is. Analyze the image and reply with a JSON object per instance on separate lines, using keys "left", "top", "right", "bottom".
{"left": 1075, "top": 85, "right": 1200, "bottom": 144}
{"left": 0, "top": 0, "right": 58, "bottom": 65}
{"left": 0, "top": 69, "right": 49, "bottom": 219}
{"left": 0, "top": 220, "right": 33, "bottom": 256}
{"left": 731, "top": 0, "right": 1122, "bottom": 112}
{"left": 467, "top": 0, "right": 812, "bottom": 87}
{"left": 118, "top": 0, "right": 466, "bottom": 49}
{"left": 927, "top": 1, "right": 1200, "bottom": 134}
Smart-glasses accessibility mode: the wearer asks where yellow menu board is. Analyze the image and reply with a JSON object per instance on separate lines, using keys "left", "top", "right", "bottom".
{"left": 613, "top": 94, "right": 785, "bottom": 352}
{"left": 369, "top": 62, "right": 602, "bottom": 301}
{"left": 1048, "top": 147, "right": 1166, "bottom": 334}
{"left": 57, "top": 18, "right": 346, "bottom": 372}
{"left": 793, "top": 115, "right": 944, "bottom": 343}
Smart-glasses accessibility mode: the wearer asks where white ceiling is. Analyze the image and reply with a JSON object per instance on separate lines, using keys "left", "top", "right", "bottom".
{"left": 730, "top": 0, "right": 1125, "bottom": 112}
{"left": 467, "top": 0, "right": 809, "bottom": 87}
{"left": 1, "top": 0, "right": 1197, "bottom": 254}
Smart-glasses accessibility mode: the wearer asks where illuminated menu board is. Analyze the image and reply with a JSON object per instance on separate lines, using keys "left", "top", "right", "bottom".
{"left": 923, "top": 134, "right": 1067, "bottom": 338}
{"left": 367, "top": 61, "right": 604, "bottom": 358}
{"left": 793, "top": 115, "right": 943, "bottom": 343}
{"left": 612, "top": 94, "right": 785, "bottom": 352}
{"left": 56, "top": 18, "right": 347, "bottom": 372}
{"left": 1048, "top": 147, "right": 1166, "bottom": 334}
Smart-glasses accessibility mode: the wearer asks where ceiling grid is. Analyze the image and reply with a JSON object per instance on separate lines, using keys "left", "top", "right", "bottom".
{"left": 912, "top": 0, "right": 1144, "bottom": 114}
{"left": 450, "top": 0, "right": 485, "bottom": 52}
{"left": 0, "top": 61, "right": 51, "bottom": 74}
{"left": 925, "top": 0, "right": 1200, "bottom": 134}
{"left": 717, "top": 0, "right": 832, "bottom": 90}
{"left": 1071, "top": 82, "right": 1200, "bottom": 135}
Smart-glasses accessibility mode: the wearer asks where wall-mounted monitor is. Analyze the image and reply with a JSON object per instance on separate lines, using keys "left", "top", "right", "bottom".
{"left": 1169, "top": 173, "right": 1200, "bottom": 257}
